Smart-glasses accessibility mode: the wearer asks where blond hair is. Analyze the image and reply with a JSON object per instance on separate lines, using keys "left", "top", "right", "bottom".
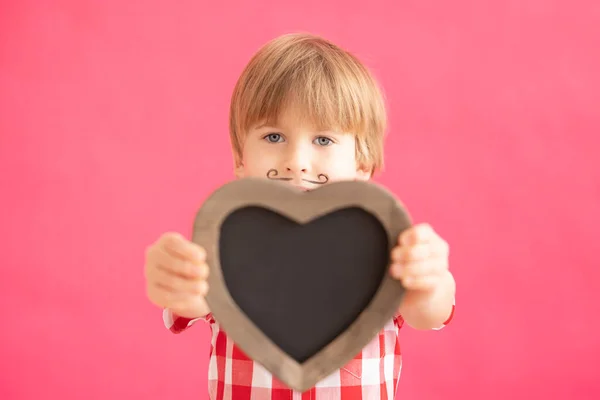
{"left": 229, "top": 33, "right": 387, "bottom": 173}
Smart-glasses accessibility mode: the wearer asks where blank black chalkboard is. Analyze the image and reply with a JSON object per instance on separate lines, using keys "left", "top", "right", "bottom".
{"left": 219, "top": 206, "right": 389, "bottom": 363}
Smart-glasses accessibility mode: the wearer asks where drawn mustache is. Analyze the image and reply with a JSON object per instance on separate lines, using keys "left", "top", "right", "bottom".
{"left": 266, "top": 169, "right": 329, "bottom": 185}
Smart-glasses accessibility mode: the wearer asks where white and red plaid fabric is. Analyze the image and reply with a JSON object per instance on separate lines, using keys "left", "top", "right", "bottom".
{"left": 163, "top": 303, "right": 454, "bottom": 400}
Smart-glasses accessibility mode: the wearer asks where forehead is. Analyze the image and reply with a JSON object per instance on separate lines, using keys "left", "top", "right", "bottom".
{"left": 251, "top": 103, "right": 345, "bottom": 134}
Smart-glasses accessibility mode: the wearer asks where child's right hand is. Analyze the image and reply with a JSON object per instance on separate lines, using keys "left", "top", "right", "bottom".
{"left": 144, "top": 232, "right": 211, "bottom": 319}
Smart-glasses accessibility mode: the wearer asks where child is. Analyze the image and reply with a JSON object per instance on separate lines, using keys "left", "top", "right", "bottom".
{"left": 144, "top": 33, "right": 456, "bottom": 400}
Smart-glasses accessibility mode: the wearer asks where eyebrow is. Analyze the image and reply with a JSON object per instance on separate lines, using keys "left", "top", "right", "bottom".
{"left": 254, "top": 123, "right": 278, "bottom": 130}
{"left": 253, "top": 123, "right": 338, "bottom": 135}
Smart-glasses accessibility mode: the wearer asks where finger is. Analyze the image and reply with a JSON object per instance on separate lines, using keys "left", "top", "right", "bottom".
{"left": 389, "top": 261, "right": 404, "bottom": 279}
{"left": 146, "top": 284, "right": 187, "bottom": 308}
{"left": 402, "top": 274, "right": 438, "bottom": 291}
{"left": 391, "top": 242, "right": 448, "bottom": 264}
{"left": 149, "top": 246, "right": 208, "bottom": 279}
{"left": 147, "top": 284, "right": 206, "bottom": 309}
{"left": 152, "top": 267, "right": 208, "bottom": 295}
{"left": 400, "top": 258, "right": 448, "bottom": 279}
{"left": 170, "top": 296, "right": 210, "bottom": 318}
{"left": 389, "top": 257, "right": 445, "bottom": 280}
{"left": 399, "top": 223, "right": 437, "bottom": 246}
{"left": 161, "top": 232, "right": 206, "bottom": 264}
{"left": 391, "top": 243, "right": 427, "bottom": 263}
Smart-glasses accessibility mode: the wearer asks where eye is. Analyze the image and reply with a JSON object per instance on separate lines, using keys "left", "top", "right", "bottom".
{"left": 314, "top": 136, "right": 333, "bottom": 146}
{"left": 264, "top": 133, "right": 284, "bottom": 143}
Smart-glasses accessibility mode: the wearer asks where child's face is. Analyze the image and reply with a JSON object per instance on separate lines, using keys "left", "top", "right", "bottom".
{"left": 235, "top": 108, "right": 371, "bottom": 191}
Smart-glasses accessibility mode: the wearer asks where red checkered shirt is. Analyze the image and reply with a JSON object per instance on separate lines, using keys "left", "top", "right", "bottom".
{"left": 163, "top": 303, "right": 454, "bottom": 400}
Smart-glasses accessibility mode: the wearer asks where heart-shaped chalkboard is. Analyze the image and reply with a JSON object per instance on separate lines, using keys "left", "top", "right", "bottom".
{"left": 192, "top": 178, "right": 412, "bottom": 392}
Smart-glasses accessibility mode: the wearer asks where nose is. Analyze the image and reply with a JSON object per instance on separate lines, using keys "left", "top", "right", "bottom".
{"left": 284, "top": 142, "right": 311, "bottom": 175}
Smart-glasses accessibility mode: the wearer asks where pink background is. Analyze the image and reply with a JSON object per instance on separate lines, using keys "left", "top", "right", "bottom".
{"left": 1, "top": 1, "right": 598, "bottom": 399}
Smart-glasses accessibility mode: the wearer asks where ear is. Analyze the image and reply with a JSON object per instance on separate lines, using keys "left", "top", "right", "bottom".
{"left": 234, "top": 162, "right": 245, "bottom": 179}
{"left": 355, "top": 164, "right": 372, "bottom": 181}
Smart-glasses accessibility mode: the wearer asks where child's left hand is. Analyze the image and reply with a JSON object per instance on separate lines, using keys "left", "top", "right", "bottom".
{"left": 389, "top": 223, "right": 450, "bottom": 292}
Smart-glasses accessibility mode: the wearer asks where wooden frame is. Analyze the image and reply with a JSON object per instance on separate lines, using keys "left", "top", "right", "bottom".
{"left": 192, "top": 177, "right": 412, "bottom": 392}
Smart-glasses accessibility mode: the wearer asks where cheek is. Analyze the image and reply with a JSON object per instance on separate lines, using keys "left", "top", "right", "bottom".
{"left": 319, "top": 150, "right": 361, "bottom": 180}
{"left": 331, "top": 167, "right": 361, "bottom": 181}
{"left": 240, "top": 146, "right": 274, "bottom": 177}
